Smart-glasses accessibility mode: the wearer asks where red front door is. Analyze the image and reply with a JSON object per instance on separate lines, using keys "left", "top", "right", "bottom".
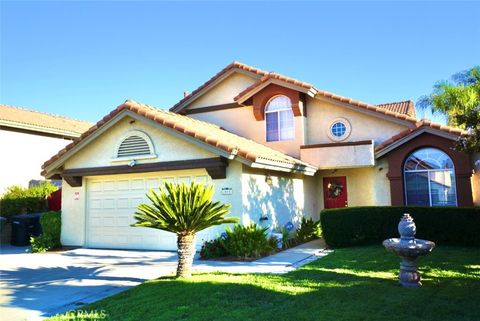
{"left": 323, "top": 176, "right": 348, "bottom": 209}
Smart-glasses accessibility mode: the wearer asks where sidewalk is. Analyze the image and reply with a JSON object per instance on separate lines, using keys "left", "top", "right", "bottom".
{"left": 193, "top": 238, "right": 332, "bottom": 274}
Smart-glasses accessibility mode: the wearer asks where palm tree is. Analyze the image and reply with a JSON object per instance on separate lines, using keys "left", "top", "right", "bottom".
{"left": 132, "top": 181, "right": 238, "bottom": 277}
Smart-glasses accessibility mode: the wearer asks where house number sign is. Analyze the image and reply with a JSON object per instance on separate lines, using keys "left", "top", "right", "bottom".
{"left": 221, "top": 187, "right": 233, "bottom": 195}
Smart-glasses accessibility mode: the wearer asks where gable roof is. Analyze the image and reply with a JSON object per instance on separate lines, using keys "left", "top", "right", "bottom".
{"left": 42, "top": 100, "right": 317, "bottom": 177}
{"left": 376, "top": 100, "right": 416, "bottom": 118}
{"left": 173, "top": 61, "right": 418, "bottom": 124}
{"left": 374, "top": 119, "right": 467, "bottom": 157}
{"left": 170, "top": 61, "right": 269, "bottom": 113}
{"left": 0, "top": 104, "right": 93, "bottom": 139}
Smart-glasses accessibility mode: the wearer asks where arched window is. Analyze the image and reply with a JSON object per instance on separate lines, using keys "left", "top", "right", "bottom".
{"left": 114, "top": 130, "right": 156, "bottom": 160}
{"left": 404, "top": 148, "right": 457, "bottom": 206}
{"left": 265, "top": 95, "right": 294, "bottom": 142}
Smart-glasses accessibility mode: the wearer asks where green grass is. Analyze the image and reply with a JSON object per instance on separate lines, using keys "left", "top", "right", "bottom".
{"left": 47, "top": 246, "right": 480, "bottom": 321}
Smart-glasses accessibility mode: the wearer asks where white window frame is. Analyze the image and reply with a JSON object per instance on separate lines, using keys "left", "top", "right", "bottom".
{"left": 264, "top": 95, "right": 295, "bottom": 142}
{"left": 403, "top": 148, "right": 457, "bottom": 207}
{"left": 111, "top": 130, "right": 157, "bottom": 163}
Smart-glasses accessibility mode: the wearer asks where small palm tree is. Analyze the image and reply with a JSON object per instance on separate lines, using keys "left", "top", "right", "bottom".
{"left": 132, "top": 181, "right": 238, "bottom": 277}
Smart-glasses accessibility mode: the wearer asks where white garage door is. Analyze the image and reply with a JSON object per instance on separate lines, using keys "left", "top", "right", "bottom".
{"left": 86, "top": 170, "right": 209, "bottom": 251}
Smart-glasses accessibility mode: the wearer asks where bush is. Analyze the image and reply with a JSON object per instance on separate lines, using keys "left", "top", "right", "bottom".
{"left": 30, "top": 211, "right": 61, "bottom": 253}
{"left": 221, "top": 224, "right": 277, "bottom": 260}
{"left": 320, "top": 206, "right": 480, "bottom": 248}
{"left": 200, "top": 237, "right": 228, "bottom": 259}
{"left": 295, "top": 217, "right": 322, "bottom": 243}
{"left": 0, "top": 183, "right": 58, "bottom": 220}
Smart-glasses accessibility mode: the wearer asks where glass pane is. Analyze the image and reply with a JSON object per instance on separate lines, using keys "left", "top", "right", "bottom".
{"left": 404, "top": 148, "right": 454, "bottom": 171}
{"left": 279, "top": 109, "right": 294, "bottom": 140}
{"left": 266, "top": 96, "right": 291, "bottom": 112}
{"left": 266, "top": 112, "right": 279, "bottom": 142}
{"left": 405, "top": 172, "right": 430, "bottom": 205}
{"left": 429, "top": 170, "right": 457, "bottom": 206}
{"left": 331, "top": 122, "right": 346, "bottom": 137}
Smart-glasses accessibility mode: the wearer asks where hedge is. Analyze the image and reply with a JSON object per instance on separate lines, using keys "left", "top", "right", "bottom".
{"left": 31, "top": 211, "right": 61, "bottom": 253}
{"left": 0, "top": 183, "right": 58, "bottom": 220}
{"left": 320, "top": 206, "right": 480, "bottom": 248}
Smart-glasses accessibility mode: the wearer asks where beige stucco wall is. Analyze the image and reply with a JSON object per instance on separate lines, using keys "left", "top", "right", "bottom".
{"left": 187, "top": 72, "right": 258, "bottom": 109}
{"left": 300, "top": 143, "right": 375, "bottom": 169}
{"left": 305, "top": 97, "right": 409, "bottom": 146}
{"left": 240, "top": 166, "right": 316, "bottom": 232}
{"left": 316, "top": 158, "right": 391, "bottom": 210}
{"left": 0, "top": 129, "right": 71, "bottom": 195}
{"left": 64, "top": 116, "right": 215, "bottom": 169}
{"left": 191, "top": 107, "right": 306, "bottom": 158}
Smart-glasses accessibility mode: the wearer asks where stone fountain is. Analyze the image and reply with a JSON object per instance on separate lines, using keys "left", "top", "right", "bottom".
{"left": 383, "top": 214, "right": 435, "bottom": 287}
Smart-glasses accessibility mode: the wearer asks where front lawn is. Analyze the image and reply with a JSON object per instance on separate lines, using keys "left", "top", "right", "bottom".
{"left": 48, "top": 246, "right": 480, "bottom": 321}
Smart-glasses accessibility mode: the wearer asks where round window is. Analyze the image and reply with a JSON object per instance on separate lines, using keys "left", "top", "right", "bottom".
{"left": 327, "top": 118, "right": 351, "bottom": 141}
{"left": 331, "top": 122, "right": 346, "bottom": 137}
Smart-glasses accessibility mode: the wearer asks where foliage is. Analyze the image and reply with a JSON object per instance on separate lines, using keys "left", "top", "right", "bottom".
{"left": 320, "top": 206, "right": 480, "bottom": 248}
{"left": 200, "top": 237, "right": 228, "bottom": 259}
{"left": 45, "top": 246, "right": 480, "bottom": 321}
{"left": 295, "top": 217, "right": 322, "bottom": 243}
{"left": 0, "top": 182, "right": 58, "bottom": 220}
{"left": 30, "top": 211, "right": 62, "bottom": 253}
{"left": 132, "top": 182, "right": 237, "bottom": 277}
{"left": 279, "top": 226, "right": 295, "bottom": 249}
{"left": 220, "top": 223, "right": 277, "bottom": 260}
{"left": 132, "top": 182, "right": 237, "bottom": 235}
{"left": 418, "top": 66, "right": 480, "bottom": 153}
{"left": 30, "top": 234, "right": 56, "bottom": 253}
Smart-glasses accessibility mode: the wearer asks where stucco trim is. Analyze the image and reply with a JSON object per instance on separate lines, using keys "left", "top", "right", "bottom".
{"left": 375, "top": 127, "right": 460, "bottom": 158}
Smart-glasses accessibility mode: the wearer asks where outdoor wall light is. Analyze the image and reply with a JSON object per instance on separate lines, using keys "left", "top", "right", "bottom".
{"left": 128, "top": 160, "right": 137, "bottom": 167}
{"left": 265, "top": 174, "right": 273, "bottom": 185}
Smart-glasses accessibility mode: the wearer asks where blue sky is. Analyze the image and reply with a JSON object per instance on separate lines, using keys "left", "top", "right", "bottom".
{"left": 1, "top": 1, "right": 479, "bottom": 122}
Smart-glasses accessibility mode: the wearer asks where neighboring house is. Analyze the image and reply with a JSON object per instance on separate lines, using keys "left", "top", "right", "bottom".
{"left": 0, "top": 104, "right": 92, "bottom": 195}
{"left": 41, "top": 62, "right": 480, "bottom": 251}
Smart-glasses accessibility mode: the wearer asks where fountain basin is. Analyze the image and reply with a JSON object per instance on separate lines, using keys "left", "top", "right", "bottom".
{"left": 383, "top": 238, "right": 435, "bottom": 257}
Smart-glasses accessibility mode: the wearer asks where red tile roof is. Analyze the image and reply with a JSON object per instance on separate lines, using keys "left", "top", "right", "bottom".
{"left": 170, "top": 61, "right": 269, "bottom": 112}
{"left": 374, "top": 119, "right": 467, "bottom": 153}
{"left": 0, "top": 104, "right": 93, "bottom": 138}
{"left": 42, "top": 100, "right": 316, "bottom": 175}
{"left": 376, "top": 100, "right": 416, "bottom": 118}
{"left": 173, "top": 61, "right": 419, "bottom": 122}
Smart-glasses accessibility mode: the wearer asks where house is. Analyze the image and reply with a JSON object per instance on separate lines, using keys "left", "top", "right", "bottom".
{"left": 41, "top": 62, "right": 480, "bottom": 251}
{"left": 0, "top": 104, "right": 92, "bottom": 195}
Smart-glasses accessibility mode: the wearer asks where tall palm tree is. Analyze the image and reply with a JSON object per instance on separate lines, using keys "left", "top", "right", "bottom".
{"left": 132, "top": 181, "right": 238, "bottom": 277}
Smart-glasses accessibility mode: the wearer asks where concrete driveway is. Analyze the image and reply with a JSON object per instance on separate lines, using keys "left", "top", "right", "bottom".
{"left": 0, "top": 245, "right": 179, "bottom": 321}
{"left": 0, "top": 240, "right": 327, "bottom": 321}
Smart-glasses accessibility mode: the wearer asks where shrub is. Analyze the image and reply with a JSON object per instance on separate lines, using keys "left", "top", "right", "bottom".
{"left": 30, "top": 211, "right": 61, "bottom": 253}
{"left": 320, "top": 206, "right": 480, "bottom": 248}
{"left": 221, "top": 223, "right": 277, "bottom": 260}
{"left": 200, "top": 237, "right": 228, "bottom": 259}
{"left": 295, "top": 217, "right": 322, "bottom": 243}
{"left": 0, "top": 183, "right": 58, "bottom": 220}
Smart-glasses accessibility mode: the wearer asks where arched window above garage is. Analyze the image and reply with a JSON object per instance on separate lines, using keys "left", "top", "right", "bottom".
{"left": 113, "top": 130, "right": 157, "bottom": 161}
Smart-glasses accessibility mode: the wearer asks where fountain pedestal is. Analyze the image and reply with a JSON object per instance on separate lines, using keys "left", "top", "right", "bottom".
{"left": 383, "top": 214, "right": 435, "bottom": 288}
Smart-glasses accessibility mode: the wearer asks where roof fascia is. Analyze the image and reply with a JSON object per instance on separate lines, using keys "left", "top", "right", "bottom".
{"left": 0, "top": 119, "right": 82, "bottom": 139}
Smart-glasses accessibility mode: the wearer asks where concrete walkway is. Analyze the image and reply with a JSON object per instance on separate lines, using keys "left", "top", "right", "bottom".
{"left": 0, "top": 239, "right": 329, "bottom": 321}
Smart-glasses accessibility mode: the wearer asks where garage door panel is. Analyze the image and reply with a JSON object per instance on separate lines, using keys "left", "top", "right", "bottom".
{"left": 86, "top": 171, "right": 209, "bottom": 250}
